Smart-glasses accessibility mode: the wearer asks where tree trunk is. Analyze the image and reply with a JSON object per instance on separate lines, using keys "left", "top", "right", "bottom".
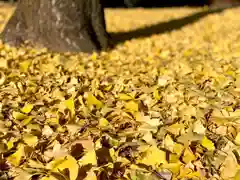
{"left": 0, "top": 0, "right": 112, "bottom": 53}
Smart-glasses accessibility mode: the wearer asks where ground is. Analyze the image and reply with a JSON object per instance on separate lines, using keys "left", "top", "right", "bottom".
{"left": 0, "top": 2, "right": 240, "bottom": 180}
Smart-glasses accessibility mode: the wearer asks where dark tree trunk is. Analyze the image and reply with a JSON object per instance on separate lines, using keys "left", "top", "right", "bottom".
{"left": 0, "top": 0, "right": 112, "bottom": 53}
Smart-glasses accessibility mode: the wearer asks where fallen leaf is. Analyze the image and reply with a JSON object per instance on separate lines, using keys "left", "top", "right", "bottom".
{"left": 64, "top": 97, "right": 75, "bottom": 117}
{"left": 125, "top": 100, "right": 139, "bottom": 112}
{"left": 182, "top": 147, "right": 196, "bottom": 164}
{"left": 12, "top": 111, "right": 28, "bottom": 121}
{"left": 118, "top": 93, "right": 134, "bottom": 100}
{"left": 7, "top": 144, "right": 25, "bottom": 166}
{"left": 47, "top": 155, "right": 79, "bottom": 180}
{"left": 21, "top": 103, "right": 34, "bottom": 114}
{"left": 220, "top": 152, "right": 238, "bottom": 179}
{"left": 23, "top": 134, "right": 38, "bottom": 147}
{"left": 19, "top": 60, "right": 31, "bottom": 72}
{"left": 86, "top": 93, "right": 103, "bottom": 109}
{"left": 137, "top": 145, "right": 167, "bottom": 167}
{"left": 201, "top": 136, "right": 215, "bottom": 151}
{"left": 79, "top": 150, "right": 97, "bottom": 166}
{"left": 235, "top": 132, "right": 240, "bottom": 145}
{"left": 193, "top": 120, "right": 206, "bottom": 135}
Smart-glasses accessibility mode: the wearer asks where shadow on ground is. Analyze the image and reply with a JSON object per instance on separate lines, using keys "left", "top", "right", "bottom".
{"left": 110, "top": 6, "right": 237, "bottom": 45}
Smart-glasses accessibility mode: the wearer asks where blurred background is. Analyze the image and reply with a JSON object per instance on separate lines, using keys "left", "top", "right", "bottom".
{"left": 0, "top": 0, "right": 239, "bottom": 8}
{"left": 103, "top": 0, "right": 209, "bottom": 7}
{"left": 103, "top": 0, "right": 240, "bottom": 7}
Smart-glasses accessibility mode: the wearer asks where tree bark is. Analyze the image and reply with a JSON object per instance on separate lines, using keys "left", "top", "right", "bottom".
{"left": 0, "top": 0, "right": 112, "bottom": 53}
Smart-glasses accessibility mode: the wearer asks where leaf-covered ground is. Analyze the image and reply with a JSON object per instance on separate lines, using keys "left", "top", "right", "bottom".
{"left": 0, "top": 3, "right": 240, "bottom": 180}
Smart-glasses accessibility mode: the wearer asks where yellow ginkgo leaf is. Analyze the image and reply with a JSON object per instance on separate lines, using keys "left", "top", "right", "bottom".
{"left": 84, "top": 170, "right": 97, "bottom": 180}
{"left": 27, "top": 124, "right": 41, "bottom": 131}
{"left": 124, "top": 101, "right": 138, "bottom": 112}
{"left": 99, "top": 118, "right": 109, "bottom": 127}
{"left": 169, "top": 153, "right": 181, "bottom": 163}
{"left": 23, "top": 134, "right": 38, "bottom": 147}
{"left": 142, "top": 132, "right": 157, "bottom": 145}
{"left": 235, "top": 132, "right": 240, "bottom": 145}
{"left": 86, "top": 93, "right": 103, "bottom": 109}
{"left": 165, "top": 123, "right": 184, "bottom": 136}
{"left": 182, "top": 147, "right": 196, "bottom": 164}
{"left": 201, "top": 136, "right": 215, "bottom": 151}
{"left": 193, "top": 120, "right": 206, "bottom": 135}
{"left": 178, "top": 167, "right": 193, "bottom": 179}
{"left": 153, "top": 88, "right": 161, "bottom": 100}
{"left": 7, "top": 139, "right": 15, "bottom": 150}
{"left": 185, "top": 171, "right": 201, "bottom": 179}
{"left": 97, "top": 90, "right": 105, "bottom": 99}
{"left": 161, "top": 163, "right": 181, "bottom": 174}
{"left": 104, "top": 84, "right": 113, "bottom": 91}
{"left": 7, "top": 143, "right": 25, "bottom": 166}
{"left": 76, "top": 65, "right": 85, "bottom": 73}
{"left": 28, "top": 159, "right": 46, "bottom": 169}
{"left": 78, "top": 150, "right": 97, "bottom": 166}
{"left": 163, "top": 134, "right": 175, "bottom": 152}
{"left": 19, "top": 60, "right": 31, "bottom": 72}
{"left": 173, "top": 143, "right": 184, "bottom": 156}
{"left": 46, "top": 156, "right": 66, "bottom": 170}
{"left": 0, "top": 58, "right": 7, "bottom": 69}
{"left": 21, "top": 103, "right": 34, "bottom": 114}
{"left": 234, "top": 170, "right": 240, "bottom": 180}
{"left": 91, "top": 52, "right": 98, "bottom": 61}
{"left": 41, "top": 63, "right": 56, "bottom": 74}
{"left": 230, "top": 109, "right": 240, "bottom": 118}
{"left": 118, "top": 93, "right": 133, "bottom": 101}
{"left": 137, "top": 145, "right": 167, "bottom": 167}
{"left": 22, "top": 116, "right": 33, "bottom": 126}
{"left": 47, "top": 118, "right": 59, "bottom": 126}
{"left": 47, "top": 155, "right": 78, "bottom": 180}
{"left": 221, "top": 152, "right": 238, "bottom": 179}
{"left": 52, "top": 88, "right": 65, "bottom": 100}
{"left": 12, "top": 111, "right": 28, "bottom": 121}
{"left": 64, "top": 98, "right": 75, "bottom": 116}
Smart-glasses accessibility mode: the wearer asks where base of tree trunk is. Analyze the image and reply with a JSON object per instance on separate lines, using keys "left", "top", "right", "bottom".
{"left": 0, "top": 0, "right": 112, "bottom": 53}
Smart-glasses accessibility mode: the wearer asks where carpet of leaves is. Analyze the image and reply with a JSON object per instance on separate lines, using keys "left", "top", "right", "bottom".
{"left": 0, "top": 3, "right": 240, "bottom": 180}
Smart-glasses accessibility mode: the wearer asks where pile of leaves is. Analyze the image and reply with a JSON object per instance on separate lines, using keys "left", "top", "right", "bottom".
{"left": 0, "top": 3, "right": 240, "bottom": 180}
